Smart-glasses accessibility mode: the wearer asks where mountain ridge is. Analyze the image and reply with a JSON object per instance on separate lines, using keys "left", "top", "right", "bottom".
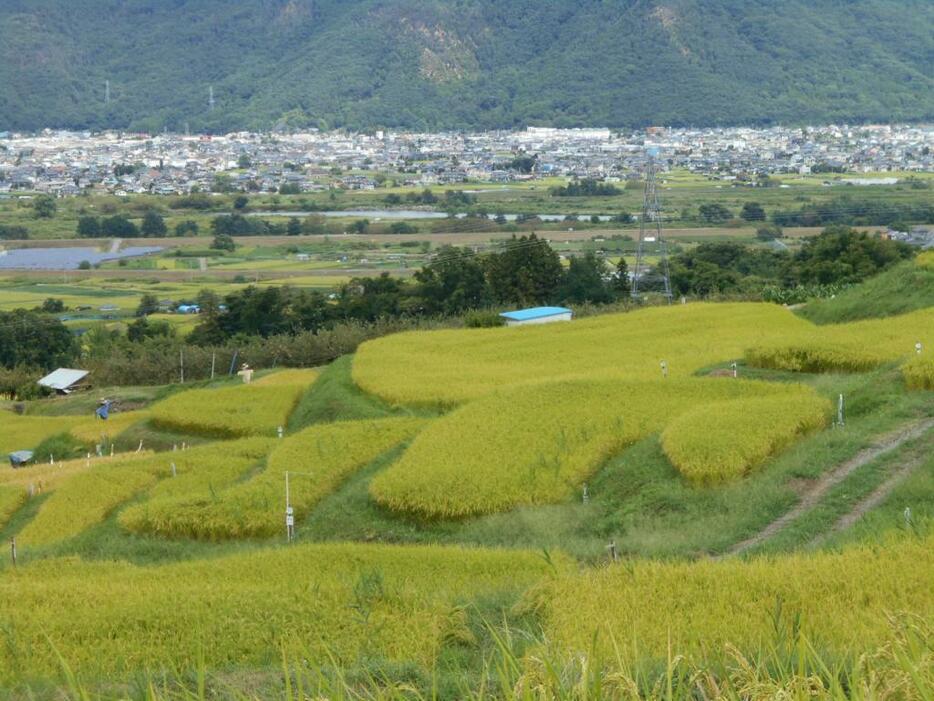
{"left": 0, "top": 0, "right": 932, "bottom": 133}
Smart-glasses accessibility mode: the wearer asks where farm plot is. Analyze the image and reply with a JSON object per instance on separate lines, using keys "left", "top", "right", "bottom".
{"left": 121, "top": 417, "right": 426, "bottom": 540}
{"left": 68, "top": 410, "right": 150, "bottom": 444}
{"left": 0, "top": 413, "right": 80, "bottom": 455}
{"left": 0, "top": 543, "right": 561, "bottom": 684}
{"left": 252, "top": 368, "right": 320, "bottom": 386}
{"left": 541, "top": 532, "right": 934, "bottom": 663}
{"left": 661, "top": 393, "right": 831, "bottom": 485}
{"left": 353, "top": 303, "right": 811, "bottom": 407}
{"left": 19, "top": 440, "right": 269, "bottom": 548}
{"left": 150, "top": 382, "right": 308, "bottom": 437}
{"left": 747, "top": 307, "right": 934, "bottom": 373}
{"left": 370, "top": 379, "right": 826, "bottom": 518}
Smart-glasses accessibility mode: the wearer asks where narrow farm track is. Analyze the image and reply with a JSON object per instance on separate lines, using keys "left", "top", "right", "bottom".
{"left": 727, "top": 418, "right": 934, "bottom": 556}
{"left": 809, "top": 438, "right": 933, "bottom": 547}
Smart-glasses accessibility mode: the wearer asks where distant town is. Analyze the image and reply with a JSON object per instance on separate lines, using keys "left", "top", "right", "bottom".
{"left": 0, "top": 124, "right": 931, "bottom": 198}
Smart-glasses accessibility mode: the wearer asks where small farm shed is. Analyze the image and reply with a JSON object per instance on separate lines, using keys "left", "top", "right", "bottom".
{"left": 500, "top": 306, "right": 573, "bottom": 327}
{"left": 37, "top": 368, "right": 90, "bottom": 394}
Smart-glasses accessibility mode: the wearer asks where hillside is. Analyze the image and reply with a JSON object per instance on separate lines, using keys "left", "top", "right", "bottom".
{"left": 799, "top": 254, "right": 934, "bottom": 325}
{"left": 0, "top": 0, "right": 933, "bottom": 132}
{"left": 1, "top": 301, "right": 934, "bottom": 695}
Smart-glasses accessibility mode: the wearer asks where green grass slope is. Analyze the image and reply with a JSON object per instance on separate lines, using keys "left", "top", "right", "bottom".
{"left": 799, "top": 259, "right": 934, "bottom": 325}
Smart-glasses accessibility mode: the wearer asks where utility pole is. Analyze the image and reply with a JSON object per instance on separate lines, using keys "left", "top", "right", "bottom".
{"left": 631, "top": 148, "right": 672, "bottom": 304}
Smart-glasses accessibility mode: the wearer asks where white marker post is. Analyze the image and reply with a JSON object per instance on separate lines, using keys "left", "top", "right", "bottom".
{"left": 660, "top": 361, "right": 668, "bottom": 379}
{"left": 916, "top": 342, "right": 923, "bottom": 355}
{"left": 284, "top": 471, "right": 314, "bottom": 543}
{"left": 731, "top": 361, "right": 738, "bottom": 379}
{"left": 837, "top": 394, "right": 846, "bottom": 428}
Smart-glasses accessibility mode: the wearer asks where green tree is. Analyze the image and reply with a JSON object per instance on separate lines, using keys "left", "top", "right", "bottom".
{"left": 301, "top": 215, "right": 327, "bottom": 235}
{"left": 287, "top": 218, "right": 302, "bottom": 236}
{"left": 0, "top": 310, "right": 76, "bottom": 370}
{"left": 33, "top": 195, "right": 57, "bottom": 219}
{"left": 233, "top": 195, "right": 249, "bottom": 210}
{"left": 136, "top": 293, "right": 160, "bottom": 317}
{"left": 101, "top": 215, "right": 140, "bottom": 238}
{"left": 560, "top": 252, "right": 613, "bottom": 304}
{"left": 40, "top": 298, "right": 65, "bottom": 313}
{"left": 141, "top": 211, "right": 167, "bottom": 237}
{"left": 414, "top": 246, "right": 489, "bottom": 314}
{"left": 77, "top": 216, "right": 101, "bottom": 238}
{"left": 741, "top": 202, "right": 766, "bottom": 221}
{"left": 174, "top": 220, "right": 199, "bottom": 237}
{"left": 211, "top": 233, "right": 236, "bottom": 252}
{"left": 614, "top": 257, "right": 631, "bottom": 295}
{"left": 484, "top": 234, "right": 563, "bottom": 305}
{"left": 698, "top": 203, "right": 733, "bottom": 224}
{"left": 237, "top": 154, "right": 252, "bottom": 169}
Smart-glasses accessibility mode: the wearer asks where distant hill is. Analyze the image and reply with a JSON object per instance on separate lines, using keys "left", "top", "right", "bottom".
{"left": 0, "top": 0, "right": 932, "bottom": 133}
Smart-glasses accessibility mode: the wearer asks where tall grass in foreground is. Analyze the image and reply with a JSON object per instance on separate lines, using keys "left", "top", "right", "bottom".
{"left": 37, "top": 618, "right": 934, "bottom": 700}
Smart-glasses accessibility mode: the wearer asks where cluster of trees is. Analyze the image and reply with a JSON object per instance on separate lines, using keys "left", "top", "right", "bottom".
{"left": 0, "top": 310, "right": 77, "bottom": 371}
{"left": 669, "top": 226, "right": 915, "bottom": 296}
{"left": 186, "top": 235, "right": 630, "bottom": 345}
{"left": 0, "top": 224, "right": 27, "bottom": 240}
{"left": 550, "top": 179, "right": 621, "bottom": 197}
{"left": 77, "top": 212, "right": 169, "bottom": 238}
{"left": 771, "top": 197, "right": 934, "bottom": 228}
{"left": 693, "top": 201, "right": 767, "bottom": 224}
{"left": 383, "top": 189, "right": 477, "bottom": 208}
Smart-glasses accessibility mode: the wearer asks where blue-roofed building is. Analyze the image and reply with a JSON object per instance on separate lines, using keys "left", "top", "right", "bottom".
{"left": 499, "top": 306, "right": 573, "bottom": 327}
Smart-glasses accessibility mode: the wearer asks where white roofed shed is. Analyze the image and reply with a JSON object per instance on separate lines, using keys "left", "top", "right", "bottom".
{"left": 37, "top": 368, "right": 90, "bottom": 394}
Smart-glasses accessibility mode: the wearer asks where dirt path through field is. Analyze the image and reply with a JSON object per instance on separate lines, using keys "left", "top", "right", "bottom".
{"left": 808, "top": 435, "right": 933, "bottom": 547}
{"left": 726, "top": 418, "right": 934, "bottom": 556}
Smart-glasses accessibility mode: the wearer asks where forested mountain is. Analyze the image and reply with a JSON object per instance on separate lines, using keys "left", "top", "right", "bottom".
{"left": 0, "top": 0, "right": 932, "bottom": 133}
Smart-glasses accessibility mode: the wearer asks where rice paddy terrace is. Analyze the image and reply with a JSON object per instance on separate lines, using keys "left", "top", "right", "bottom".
{"left": 0, "top": 293, "right": 933, "bottom": 698}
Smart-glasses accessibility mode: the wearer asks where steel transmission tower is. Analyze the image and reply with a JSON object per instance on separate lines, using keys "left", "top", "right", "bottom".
{"left": 630, "top": 149, "right": 672, "bottom": 303}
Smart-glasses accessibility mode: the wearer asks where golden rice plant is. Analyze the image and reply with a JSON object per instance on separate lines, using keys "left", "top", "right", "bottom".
{"left": 661, "top": 391, "right": 831, "bottom": 485}
{"left": 17, "top": 439, "right": 272, "bottom": 548}
{"left": 353, "top": 303, "right": 811, "bottom": 406}
{"left": 902, "top": 355, "right": 934, "bottom": 390}
{"left": 117, "top": 438, "right": 275, "bottom": 537}
{"left": 539, "top": 532, "right": 934, "bottom": 665}
{"left": 919, "top": 251, "right": 934, "bottom": 269}
{"left": 252, "top": 368, "right": 320, "bottom": 386}
{"left": 16, "top": 452, "right": 161, "bottom": 548}
{"left": 0, "top": 542, "right": 560, "bottom": 683}
{"left": 0, "top": 413, "right": 80, "bottom": 454}
{"left": 370, "top": 378, "right": 813, "bottom": 519}
{"left": 150, "top": 383, "right": 307, "bottom": 437}
{"left": 68, "top": 410, "right": 149, "bottom": 444}
{"left": 747, "top": 307, "right": 933, "bottom": 373}
{"left": 120, "top": 417, "right": 426, "bottom": 540}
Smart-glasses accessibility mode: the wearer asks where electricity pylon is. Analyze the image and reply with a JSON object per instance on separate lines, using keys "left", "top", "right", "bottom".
{"left": 630, "top": 149, "right": 672, "bottom": 303}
